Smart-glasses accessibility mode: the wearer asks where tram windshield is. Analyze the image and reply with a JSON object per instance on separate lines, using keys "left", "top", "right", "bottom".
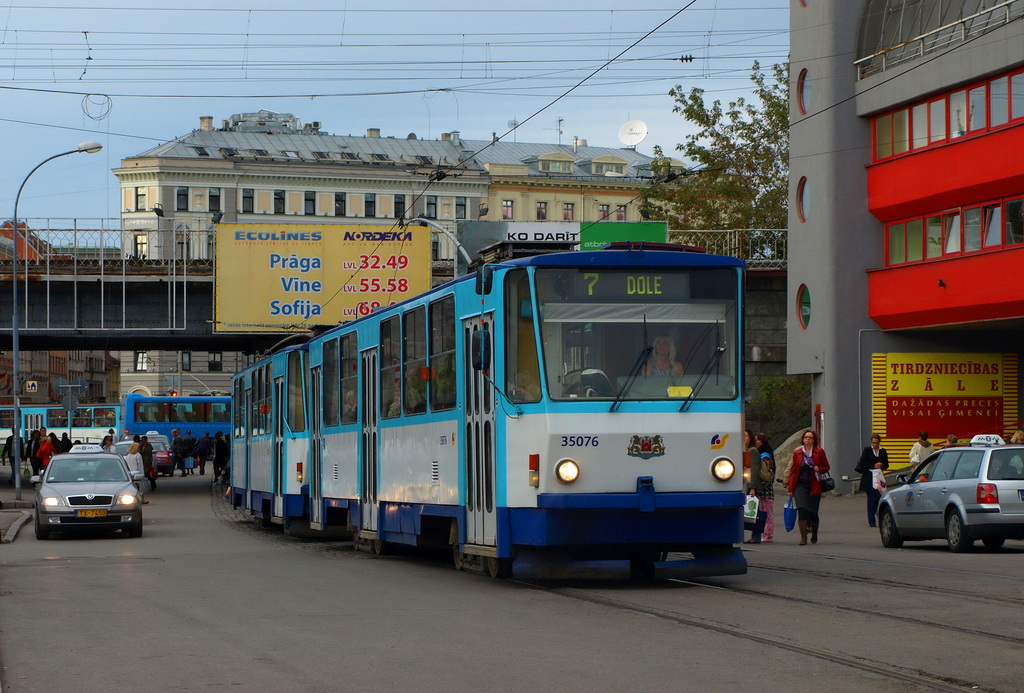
{"left": 532, "top": 267, "right": 739, "bottom": 402}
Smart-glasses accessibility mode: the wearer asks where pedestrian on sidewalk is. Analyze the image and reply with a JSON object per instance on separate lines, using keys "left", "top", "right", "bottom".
{"left": 787, "top": 430, "right": 830, "bottom": 546}
{"left": 855, "top": 433, "right": 889, "bottom": 527}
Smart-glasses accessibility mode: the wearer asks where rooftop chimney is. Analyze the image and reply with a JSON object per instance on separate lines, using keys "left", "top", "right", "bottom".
{"left": 367, "top": 128, "right": 380, "bottom": 138}
{"left": 200, "top": 116, "right": 214, "bottom": 131}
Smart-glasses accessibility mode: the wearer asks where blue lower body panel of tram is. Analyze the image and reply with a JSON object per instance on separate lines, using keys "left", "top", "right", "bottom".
{"left": 502, "top": 486, "right": 748, "bottom": 579}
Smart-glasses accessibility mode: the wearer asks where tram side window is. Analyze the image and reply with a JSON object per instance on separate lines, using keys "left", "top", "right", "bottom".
{"left": 72, "top": 410, "right": 90, "bottom": 427}
{"left": 94, "top": 407, "right": 116, "bottom": 427}
{"left": 287, "top": 350, "right": 306, "bottom": 432}
{"left": 0, "top": 409, "right": 13, "bottom": 428}
{"left": 403, "top": 307, "right": 427, "bottom": 416}
{"left": 47, "top": 410, "right": 69, "bottom": 428}
{"left": 233, "top": 379, "right": 245, "bottom": 439}
{"left": 323, "top": 338, "right": 341, "bottom": 427}
{"left": 340, "top": 333, "right": 358, "bottom": 423}
{"left": 381, "top": 318, "right": 400, "bottom": 419}
{"left": 429, "top": 296, "right": 456, "bottom": 411}
{"left": 505, "top": 270, "right": 541, "bottom": 403}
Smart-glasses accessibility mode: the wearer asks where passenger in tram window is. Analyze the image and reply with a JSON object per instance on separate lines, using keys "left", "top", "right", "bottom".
{"left": 644, "top": 335, "right": 683, "bottom": 377}
{"left": 404, "top": 371, "right": 426, "bottom": 415}
{"left": 341, "top": 391, "right": 358, "bottom": 423}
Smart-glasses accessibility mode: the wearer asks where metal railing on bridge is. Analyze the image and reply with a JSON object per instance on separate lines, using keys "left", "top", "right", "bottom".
{"left": 669, "top": 229, "right": 787, "bottom": 270}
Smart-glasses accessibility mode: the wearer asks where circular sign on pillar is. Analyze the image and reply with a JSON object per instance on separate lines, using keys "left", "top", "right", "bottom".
{"left": 62, "top": 394, "right": 79, "bottom": 412}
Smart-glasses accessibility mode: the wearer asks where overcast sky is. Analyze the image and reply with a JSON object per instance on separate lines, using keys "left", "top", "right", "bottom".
{"left": 0, "top": 1, "right": 788, "bottom": 222}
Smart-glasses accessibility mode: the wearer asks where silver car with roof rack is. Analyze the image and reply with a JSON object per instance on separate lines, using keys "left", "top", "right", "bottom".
{"left": 31, "top": 443, "right": 145, "bottom": 540}
{"left": 877, "top": 434, "right": 1024, "bottom": 552}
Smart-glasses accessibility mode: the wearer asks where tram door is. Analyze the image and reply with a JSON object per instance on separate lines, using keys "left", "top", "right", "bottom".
{"left": 359, "top": 349, "right": 379, "bottom": 535}
{"left": 309, "top": 366, "right": 324, "bottom": 529}
{"left": 273, "top": 376, "right": 285, "bottom": 518}
{"left": 24, "top": 413, "right": 43, "bottom": 437}
{"left": 242, "top": 385, "right": 252, "bottom": 510}
{"left": 464, "top": 315, "right": 497, "bottom": 547}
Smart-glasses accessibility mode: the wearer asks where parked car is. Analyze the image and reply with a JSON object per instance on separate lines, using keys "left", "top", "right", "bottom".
{"left": 115, "top": 434, "right": 172, "bottom": 476}
{"left": 32, "top": 444, "right": 144, "bottom": 539}
{"left": 877, "top": 434, "right": 1024, "bottom": 552}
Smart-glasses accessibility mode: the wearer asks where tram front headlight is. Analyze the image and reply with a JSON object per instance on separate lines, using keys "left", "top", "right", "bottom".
{"left": 711, "top": 457, "right": 735, "bottom": 482}
{"left": 555, "top": 459, "right": 580, "bottom": 484}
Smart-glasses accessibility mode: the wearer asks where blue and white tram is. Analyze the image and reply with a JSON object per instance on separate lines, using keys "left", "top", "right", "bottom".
{"left": 230, "top": 345, "right": 310, "bottom": 527}
{"left": 231, "top": 245, "right": 748, "bottom": 578}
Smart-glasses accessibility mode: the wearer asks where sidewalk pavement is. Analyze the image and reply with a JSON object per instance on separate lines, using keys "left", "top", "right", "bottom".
{"left": 0, "top": 462, "right": 36, "bottom": 544}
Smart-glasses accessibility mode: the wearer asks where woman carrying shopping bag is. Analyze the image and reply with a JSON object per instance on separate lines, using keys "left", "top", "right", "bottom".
{"left": 787, "top": 429, "right": 830, "bottom": 545}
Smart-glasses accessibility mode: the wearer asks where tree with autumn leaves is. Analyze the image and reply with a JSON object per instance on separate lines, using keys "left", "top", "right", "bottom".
{"left": 644, "top": 61, "right": 789, "bottom": 232}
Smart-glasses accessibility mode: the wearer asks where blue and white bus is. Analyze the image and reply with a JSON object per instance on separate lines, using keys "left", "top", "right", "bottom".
{"left": 231, "top": 244, "right": 748, "bottom": 579}
{"left": 121, "top": 393, "right": 231, "bottom": 440}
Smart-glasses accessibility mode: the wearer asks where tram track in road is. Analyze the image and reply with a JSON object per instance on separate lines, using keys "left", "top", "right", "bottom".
{"left": 514, "top": 579, "right": 989, "bottom": 693}
{"left": 670, "top": 575, "right": 1024, "bottom": 647}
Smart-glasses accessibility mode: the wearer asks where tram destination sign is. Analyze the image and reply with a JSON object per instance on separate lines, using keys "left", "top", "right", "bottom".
{"left": 214, "top": 223, "right": 430, "bottom": 332}
{"left": 540, "top": 267, "right": 735, "bottom": 302}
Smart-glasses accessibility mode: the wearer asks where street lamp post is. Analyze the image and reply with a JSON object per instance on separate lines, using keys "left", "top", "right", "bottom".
{"left": 406, "top": 217, "right": 473, "bottom": 277}
{"left": 10, "top": 141, "right": 103, "bottom": 499}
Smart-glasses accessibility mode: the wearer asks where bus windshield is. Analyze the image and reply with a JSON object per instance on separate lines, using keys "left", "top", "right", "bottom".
{"left": 534, "top": 267, "right": 739, "bottom": 402}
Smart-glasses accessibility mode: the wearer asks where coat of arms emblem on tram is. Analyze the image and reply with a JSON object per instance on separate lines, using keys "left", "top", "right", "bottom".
{"left": 627, "top": 434, "right": 665, "bottom": 460}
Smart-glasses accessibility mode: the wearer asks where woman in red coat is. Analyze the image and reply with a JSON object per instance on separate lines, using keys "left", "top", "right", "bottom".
{"left": 787, "top": 429, "right": 830, "bottom": 545}
{"left": 37, "top": 434, "right": 56, "bottom": 471}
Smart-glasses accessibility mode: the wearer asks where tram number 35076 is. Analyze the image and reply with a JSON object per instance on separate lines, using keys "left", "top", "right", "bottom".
{"left": 561, "top": 436, "right": 599, "bottom": 447}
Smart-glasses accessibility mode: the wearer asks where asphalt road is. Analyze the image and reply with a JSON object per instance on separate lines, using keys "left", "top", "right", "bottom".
{"left": 1, "top": 475, "right": 1021, "bottom": 693}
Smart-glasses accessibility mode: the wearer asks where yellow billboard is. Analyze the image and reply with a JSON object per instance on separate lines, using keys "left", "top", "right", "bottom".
{"left": 871, "top": 352, "right": 1019, "bottom": 467}
{"left": 215, "top": 223, "right": 430, "bottom": 332}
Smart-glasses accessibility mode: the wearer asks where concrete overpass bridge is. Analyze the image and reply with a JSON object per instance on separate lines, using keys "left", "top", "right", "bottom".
{"left": 1, "top": 224, "right": 787, "bottom": 355}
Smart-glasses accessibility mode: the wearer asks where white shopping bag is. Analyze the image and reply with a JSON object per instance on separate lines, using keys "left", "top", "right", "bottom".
{"left": 871, "top": 468, "right": 886, "bottom": 492}
{"left": 743, "top": 495, "right": 760, "bottom": 521}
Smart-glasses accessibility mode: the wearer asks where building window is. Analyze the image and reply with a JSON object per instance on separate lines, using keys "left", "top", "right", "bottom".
{"left": 133, "top": 234, "right": 148, "bottom": 259}
{"left": 209, "top": 188, "right": 221, "bottom": 213}
{"left": 134, "top": 351, "right": 150, "bottom": 372}
{"left": 135, "top": 187, "right": 147, "bottom": 211}
{"left": 273, "top": 190, "right": 285, "bottom": 214}
{"left": 180, "top": 351, "right": 192, "bottom": 372}
{"left": 562, "top": 203, "right": 575, "bottom": 221}
{"left": 395, "top": 194, "right": 406, "bottom": 220}
{"left": 535, "top": 201, "right": 547, "bottom": 221}
{"left": 425, "top": 195, "right": 437, "bottom": 219}
{"left": 598, "top": 203, "right": 610, "bottom": 219}
{"left": 797, "top": 177, "right": 810, "bottom": 223}
{"left": 365, "top": 193, "right": 376, "bottom": 218}
{"left": 539, "top": 160, "right": 572, "bottom": 173}
{"left": 176, "top": 187, "right": 188, "bottom": 211}
{"left": 242, "top": 188, "right": 254, "bottom": 213}
{"left": 593, "top": 163, "right": 626, "bottom": 175}
{"left": 208, "top": 352, "right": 223, "bottom": 372}
{"left": 1007, "top": 198, "right": 1024, "bottom": 245}
{"left": 502, "top": 199, "right": 514, "bottom": 220}
{"left": 455, "top": 197, "right": 466, "bottom": 219}
{"left": 335, "top": 193, "right": 346, "bottom": 217}
{"left": 797, "top": 68, "right": 812, "bottom": 115}
{"left": 304, "top": 191, "right": 316, "bottom": 215}
{"left": 615, "top": 205, "right": 627, "bottom": 222}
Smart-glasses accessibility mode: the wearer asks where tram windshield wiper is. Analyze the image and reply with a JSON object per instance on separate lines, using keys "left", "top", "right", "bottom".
{"left": 679, "top": 344, "right": 726, "bottom": 412}
{"left": 610, "top": 344, "right": 651, "bottom": 413}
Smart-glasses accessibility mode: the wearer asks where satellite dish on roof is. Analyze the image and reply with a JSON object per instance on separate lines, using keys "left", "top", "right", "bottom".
{"left": 618, "top": 120, "right": 648, "bottom": 147}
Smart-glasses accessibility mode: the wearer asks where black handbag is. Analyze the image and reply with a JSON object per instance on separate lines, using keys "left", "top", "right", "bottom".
{"left": 818, "top": 471, "right": 836, "bottom": 492}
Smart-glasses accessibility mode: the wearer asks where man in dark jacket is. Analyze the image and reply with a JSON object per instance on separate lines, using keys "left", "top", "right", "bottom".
{"left": 194, "top": 432, "right": 212, "bottom": 475}
{"left": 179, "top": 429, "right": 197, "bottom": 476}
